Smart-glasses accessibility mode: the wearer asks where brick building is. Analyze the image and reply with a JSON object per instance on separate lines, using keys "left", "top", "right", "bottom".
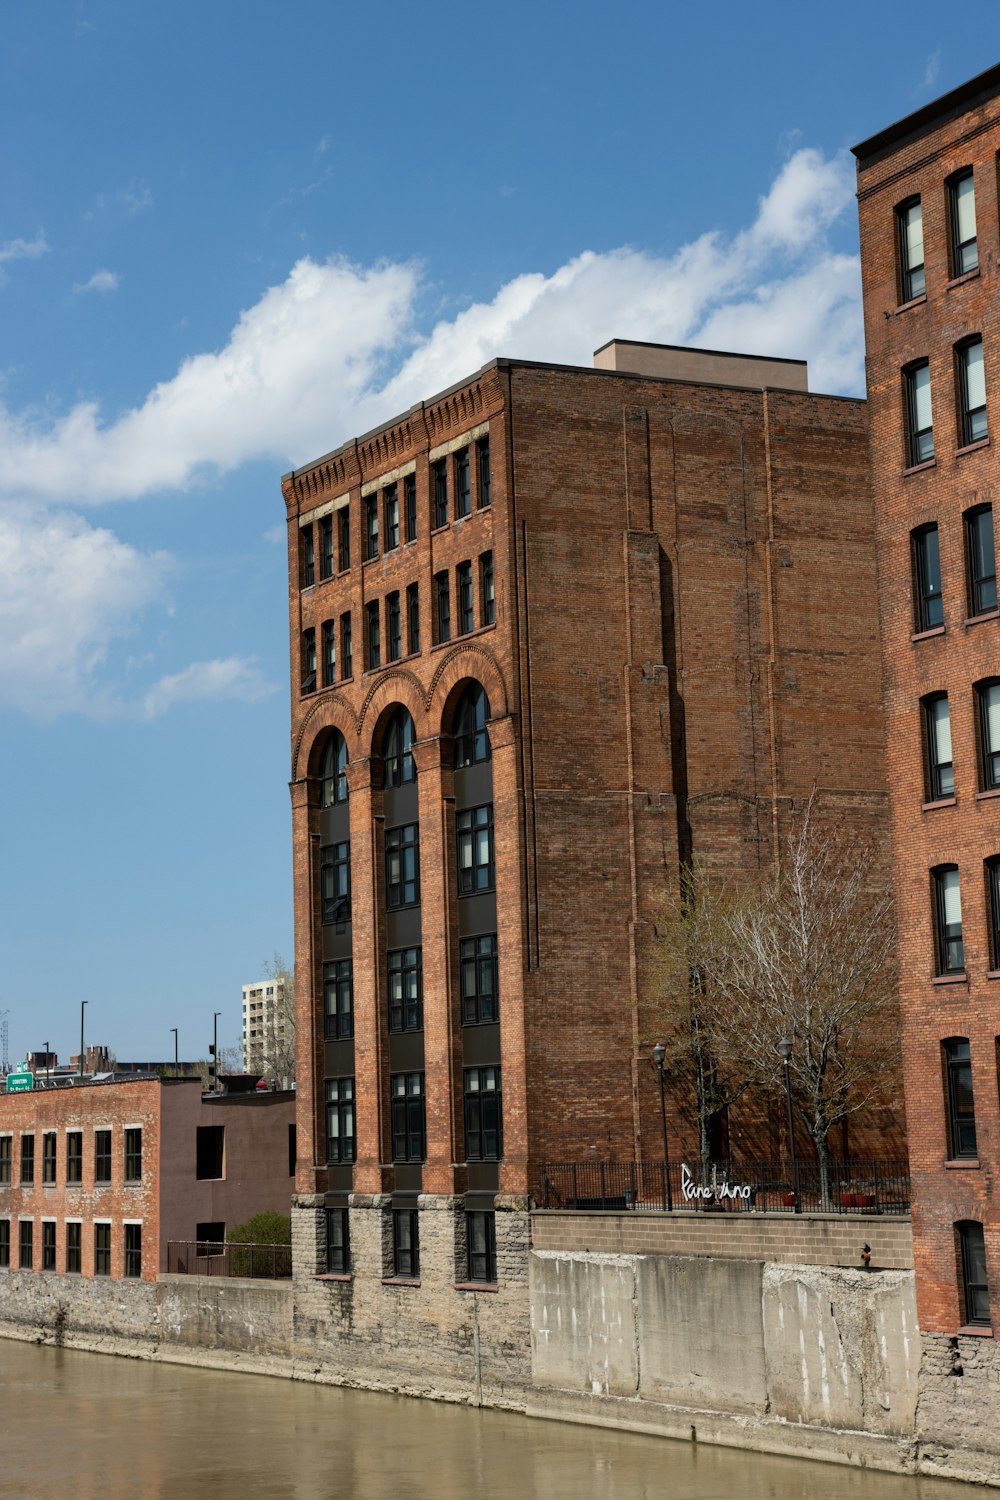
{"left": 854, "top": 67, "right": 1000, "bottom": 1354}
{"left": 282, "top": 338, "right": 892, "bottom": 1300}
{"left": 0, "top": 1077, "right": 295, "bottom": 1280}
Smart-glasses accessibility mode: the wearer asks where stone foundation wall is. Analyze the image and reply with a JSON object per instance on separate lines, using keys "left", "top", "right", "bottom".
{"left": 914, "top": 1332, "right": 1000, "bottom": 1487}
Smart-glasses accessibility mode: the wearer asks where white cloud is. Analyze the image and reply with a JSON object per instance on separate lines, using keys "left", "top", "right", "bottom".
{"left": 923, "top": 49, "right": 942, "bottom": 90}
{"left": 119, "top": 179, "right": 153, "bottom": 216}
{"left": 0, "top": 232, "right": 48, "bottom": 284}
{"left": 142, "top": 657, "right": 275, "bottom": 719}
{"left": 74, "top": 269, "right": 120, "bottom": 295}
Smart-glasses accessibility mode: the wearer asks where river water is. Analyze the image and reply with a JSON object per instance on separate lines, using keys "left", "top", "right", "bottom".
{"left": 0, "top": 1340, "right": 974, "bottom": 1500}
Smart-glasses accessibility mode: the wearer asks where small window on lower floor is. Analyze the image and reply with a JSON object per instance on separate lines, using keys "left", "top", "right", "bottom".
{"left": 42, "top": 1221, "right": 56, "bottom": 1271}
{"left": 0, "top": 1219, "right": 9, "bottom": 1268}
{"left": 466, "top": 1211, "right": 496, "bottom": 1283}
{"left": 326, "top": 1207, "right": 350, "bottom": 1274}
{"left": 124, "top": 1224, "right": 142, "bottom": 1279}
{"left": 958, "top": 1221, "right": 991, "bottom": 1326}
{"left": 19, "top": 1220, "right": 33, "bottom": 1270}
{"left": 66, "top": 1222, "right": 81, "bottom": 1274}
{"left": 393, "top": 1208, "right": 419, "bottom": 1278}
{"left": 94, "top": 1223, "right": 111, "bottom": 1276}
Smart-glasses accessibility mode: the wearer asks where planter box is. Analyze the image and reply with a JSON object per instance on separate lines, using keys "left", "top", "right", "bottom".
{"left": 840, "top": 1192, "right": 875, "bottom": 1209}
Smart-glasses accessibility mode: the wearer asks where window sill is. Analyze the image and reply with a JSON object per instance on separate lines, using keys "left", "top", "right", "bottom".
{"left": 454, "top": 1281, "right": 499, "bottom": 1293}
{"left": 957, "top": 1324, "right": 993, "bottom": 1337}
{"left": 315, "top": 1272, "right": 353, "bottom": 1283}
{"left": 946, "top": 268, "right": 981, "bottom": 291}
{"left": 893, "top": 293, "right": 927, "bottom": 314}
{"left": 963, "top": 608, "right": 999, "bottom": 628}
{"left": 956, "top": 437, "right": 990, "bottom": 459}
{"left": 381, "top": 1276, "right": 421, "bottom": 1287}
{"left": 911, "top": 626, "right": 945, "bottom": 643}
{"left": 931, "top": 973, "right": 968, "bottom": 986}
{"left": 922, "top": 797, "right": 957, "bottom": 812}
{"left": 975, "top": 789, "right": 1000, "bottom": 803}
{"left": 903, "top": 458, "right": 937, "bottom": 477}
{"left": 945, "top": 1159, "right": 980, "bottom": 1169}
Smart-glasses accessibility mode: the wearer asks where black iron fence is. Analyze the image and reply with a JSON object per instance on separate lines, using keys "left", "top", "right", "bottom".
{"left": 538, "top": 1159, "right": 910, "bottom": 1216}
{"left": 166, "top": 1241, "right": 292, "bottom": 1278}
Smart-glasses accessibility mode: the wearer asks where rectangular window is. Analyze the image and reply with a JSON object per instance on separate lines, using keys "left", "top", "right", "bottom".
{"left": 20, "top": 1135, "right": 34, "bottom": 1186}
{"left": 0, "top": 1220, "right": 10, "bottom": 1269}
{"left": 94, "top": 1223, "right": 111, "bottom": 1276}
{"left": 949, "top": 171, "right": 978, "bottom": 277}
{"left": 898, "top": 198, "right": 925, "bottom": 301}
{"left": 966, "top": 505, "right": 997, "bottom": 616}
{"left": 988, "top": 858, "right": 1000, "bottom": 967}
{"left": 477, "top": 437, "right": 491, "bottom": 509}
{"left": 467, "top": 1211, "right": 496, "bottom": 1283}
{"left": 944, "top": 1040, "right": 977, "bottom": 1158}
{"left": 302, "top": 525, "right": 315, "bottom": 588}
{"left": 388, "top": 947, "right": 423, "bottom": 1032}
{"left": 455, "top": 448, "right": 471, "bottom": 518}
{"left": 319, "top": 515, "right": 334, "bottom": 580}
{"left": 19, "top": 1220, "right": 33, "bottom": 1270}
{"left": 404, "top": 473, "right": 417, "bottom": 542}
{"left": 301, "top": 628, "right": 317, "bottom": 695}
{"left": 387, "top": 591, "right": 401, "bottom": 662}
{"left": 124, "top": 1224, "right": 142, "bottom": 1279}
{"left": 324, "top": 958, "right": 354, "bottom": 1040}
{"left": 42, "top": 1221, "right": 56, "bottom": 1271}
{"left": 325, "top": 1078, "right": 356, "bottom": 1164}
{"left": 464, "top": 1067, "right": 502, "bottom": 1161}
{"left": 913, "top": 525, "right": 943, "bottom": 631}
{"left": 326, "top": 1207, "right": 350, "bottom": 1274}
{"left": 924, "top": 695, "right": 954, "bottom": 800}
{"left": 979, "top": 682, "right": 1000, "bottom": 789}
{"left": 322, "top": 619, "right": 336, "bottom": 687}
{"left": 960, "top": 1221, "right": 991, "bottom": 1326}
{"left": 435, "top": 571, "right": 451, "bottom": 644}
{"left": 320, "top": 840, "right": 351, "bottom": 924}
{"left": 480, "top": 552, "right": 494, "bottom": 626}
{"left": 196, "top": 1126, "right": 225, "bottom": 1180}
{"left": 906, "top": 361, "right": 934, "bottom": 465}
{"left": 95, "top": 1130, "right": 111, "bottom": 1185}
{"left": 457, "top": 561, "right": 474, "bottom": 635}
{"left": 42, "top": 1133, "right": 56, "bottom": 1185}
{"left": 385, "top": 823, "right": 420, "bottom": 909}
{"left": 407, "top": 583, "right": 420, "bottom": 655}
{"left": 124, "top": 1128, "right": 142, "bottom": 1183}
{"left": 934, "top": 866, "right": 964, "bottom": 975}
{"left": 338, "top": 508, "right": 351, "bottom": 571}
{"left": 433, "top": 459, "right": 448, "bottom": 527}
{"left": 461, "top": 934, "right": 499, "bottom": 1024}
{"left": 393, "top": 1208, "right": 419, "bottom": 1278}
{"left": 66, "top": 1222, "right": 81, "bottom": 1274}
{"left": 340, "top": 613, "right": 353, "bottom": 680}
{"left": 384, "top": 483, "right": 399, "bottom": 551}
{"left": 365, "top": 494, "right": 379, "bottom": 560}
{"left": 959, "top": 338, "right": 988, "bottom": 446}
{"left": 457, "top": 805, "right": 495, "bottom": 894}
{"left": 66, "top": 1132, "right": 82, "bottom": 1185}
{"left": 391, "top": 1073, "right": 426, "bottom": 1162}
{"left": 0, "top": 1138, "right": 10, "bottom": 1186}
{"left": 366, "top": 600, "right": 381, "bottom": 670}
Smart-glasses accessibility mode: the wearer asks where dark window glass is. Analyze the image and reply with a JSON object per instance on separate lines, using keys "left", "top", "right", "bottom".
{"left": 407, "top": 583, "right": 420, "bottom": 655}
{"left": 66, "top": 1222, "right": 81, "bottom": 1274}
{"left": 42, "top": 1220, "right": 56, "bottom": 1270}
{"left": 320, "top": 731, "right": 349, "bottom": 806}
{"left": 124, "top": 1223, "right": 142, "bottom": 1279}
{"left": 457, "top": 805, "right": 495, "bottom": 894}
{"left": 433, "top": 459, "right": 448, "bottom": 527}
{"left": 324, "top": 959, "right": 354, "bottom": 1040}
{"left": 325, "top": 1078, "right": 356, "bottom": 1164}
{"left": 924, "top": 694, "right": 954, "bottom": 800}
{"left": 454, "top": 684, "right": 491, "bottom": 767}
{"left": 365, "top": 494, "right": 379, "bottom": 559}
{"left": 66, "top": 1132, "right": 82, "bottom": 1185}
{"left": 913, "top": 525, "right": 943, "bottom": 631}
{"left": 464, "top": 1066, "right": 502, "bottom": 1161}
{"left": 979, "top": 681, "right": 1000, "bottom": 790}
{"left": 966, "top": 505, "right": 997, "bottom": 616}
{"left": 386, "top": 823, "right": 420, "bottom": 909}
{"left": 366, "top": 601, "right": 381, "bottom": 670}
{"left": 383, "top": 709, "right": 416, "bottom": 786}
{"left": 301, "top": 628, "right": 317, "bottom": 695}
{"left": 898, "top": 198, "right": 925, "bottom": 301}
{"left": 0, "top": 1138, "right": 10, "bottom": 1186}
{"left": 319, "top": 516, "right": 334, "bottom": 580}
{"left": 95, "top": 1130, "right": 111, "bottom": 1185}
{"left": 326, "top": 1208, "right": 350, "bottom": 1274}
{"left": 949, "top": 171, "right": 978, "bottom": 277}
{"left": 958, "top": 338, "right": 987, "bottom": 446}
{"left": 435, "top": 571, "right": 451, "bottom": 643}
{"left": 341, "top": 613, "right": 353, "bottom": 680}
{"left": 19, "top": 1220, "right": 33, "bottom": 1270}
{"left": 958, "top": 1221, "right": 991, "bottom": 1326}
{"left": 455, "top": 448, "right": 471, "bottom": 518}
{"left": 387, "top": 592, "right": 401, "bottom": 662}
{"left": 302, "top": 525, "right": 315, "bottom": 588}
{"left": 42, "top": 1133, "right": 56, "bottom": 1185}
{"left": 480, "top": 552, "right": 494, "bottom": 626}
{"left": 320, "top": 840, "right": 351, "bottom": 924}
{"left": 461, "top": 934, "right": 499, "bottom": 1025}
{"left": 124, "top": 1128, "right": 142, "bottom": 1183}
{"left": 384, "top": 484, "right": 399, "bottom": 551}
{"left": 477, "top": 438, "right": 491, "bottom": 509}
{"left": 989, "top": 857, "right": 1000, "bottom": 969}
{"left": 94, "top": 1223, "right": 111, "bottom": 1276}
{"left": 322, "top": 620, "right": 336, "bottom": 686}
{"left": 467, "top": 1211, "right": 496, "bottom": 1282}
{"left": 944, "top": 1039, "right": 977, "bottom": 1158}
{"left": 338, "top": 508, "right": 351, "bottom": 571}
{"left": 391, "top": 1073, "right": 425, "bottom": 1162}
{"left": 404, "top": 473, "right": 417, "bottom": 542}
{"left": 933, "top": 865, "right": 964, "bottom": 975}
{"left": 393, "top": 1208, "right": 419, "bottom": 1278}
{"left": 0, "top": 1220, "right": 8, "bottom": 1269}
{"left": 196, "top": 1126, "right": 225, "bottom": 1180}
{"left": 20, "top": 1135, "right": 34, "bottom": 1186}
{"left": 906, "top": 361, "right": 934, "bottom": 465}
{"left": 457, "top": 561, "right": 474, "bottom": 634}
{"left": 388, "top": 947, "right": 422, "bottom": 1032}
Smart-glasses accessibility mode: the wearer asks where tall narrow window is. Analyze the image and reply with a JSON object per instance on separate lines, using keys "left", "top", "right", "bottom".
{"left": 94, "top": 1130, "right": 111, "bottom": 1185}
{"left": 906, "top": 360, "right": 934, "bottom": 465}
{"left": 949, "top": 170, "right": 978, "bottom": 276}
{"left": 324, "top": 959, "right": 353, "bottom": 1040}
{"left": 433, "top": 459, "right": 448, "bottom": 527}
{"left": 924, "top": 694, "right": 954, "bottom": 800}
{"left": 958, "top": 338, "right": 988, "bottom": 446}
{"left": 912, "top": 525, "right": 943, "bottom": 631}
{"left": 986, "top": 857, "right": 1000, "bottom": 967}
{"left": 391, "top": 1073, "right": 426, "bottom": 1161}
{"left": 480, "top": 552, "right": 494, "bottom": 626}
{"left": 124, "top": 1128, "right": 142, "bottom": 1183}
{"left": 454, "top": 684, "right": 491, "bottom": 767}
{"left": 66, "top": 1222, "right": 81, "bottom": 1273}
{"left": 933, "top": 865, "right": 964, "bottom": 975}
{"left": 338, "top": 508, "right": 351, "bottom": 571}
{"left": 393, "top": 1209, "right": 419, "bottom": 1278}
{"left": 66, "top": 1132, "right": 82, "bottom": 1185}
{"left": 340, "top": 613, "right": 353, "bottom": 680}
{"left": 19, "top": 1221, "right": 33, "bottom": 1270}
{"left": 404, "top": 473, "right": 417, "bottom": 542}
{"left": 387, "top": 592, "right": 401, "bottom": 662}
{"left": 979, "top": 681, "right": 1000, "bottom": 789}
{"left": 384, "top": 484, "right": 399, "bottom": 551}
{"left": 461, "top": 934, "right": 499, "bottom": 1024}
{"left": 406, "top": 583, "right": 420, "bottom": 655}
{"left": 457, "top": 561, "right": 474, "bottom": 634}
{"left": 467, "top": 1212, "right": 496, "bottom": 1283}
{"left": 320, "top": 840, "right": 351, "bottom": 925}
{"left": 958, "top": 1221, "right": 991, "bottom": 1326}
{"left": 301, "top": 628, "right": 317, "bottom": 695}
{"left": 302, "top": 525, "right": 315, "bottom": 588}
{"left": 20, "top": 1135, "right": 34, "bottom": 1186}
{"left": 383, "top": 709, "right": 416, "bottom": 787}
{"left": 385, "top": 823, "right": 419, "bottom": 908}
{"left": 966, "top": 505, "right": 997, "bottom": 615}
{"left": 0, "top": 1138, "right": 10, "bottom": 1185}
{"left": 943, "top": 1039, "right": 977, "bottom": 1158}
{"left": 325, "top": 1078, "right": 356, "bottom": 1163}
{"left": 365, "top": 494, "right": 379, "bottom": 560}
{"left": 455, "top": 448, "right": 471, "bottom": 518}
{"left": 326, "top": 1208, "right": 350, "bottom": 1274}
{"left": 464, "top": 1067, "right": 502, "bottom": 1161}
{"left": 457, "top": 805, "right": 495, "bottom": 894}
{"left": 322, "top": 619, "right": 336, "bottom": 687}
{"left": 93, "top": 1223, "right": 110, "bottom": 1276}
{"left": 319, "top": 515, "right": 334, "bottom": 580}
{"left": 42, "top": 1133, "right": 56, "bottom": 1185}
{"left": 124, "top": 1224, "right": 142, "bottom": 1279}
{"left": 42, "top": 1221, "right": 56, "bottom": 1270}
{"left": 366, "top": 600, "right": 381, "bottom": 671}
{"left": 388, "top": 947, "right": 423, "bottom": 1032}
{"left": 320, "top": 731, "right": 349, "bottom": 806}
{"left": 898, "top": 198, "right": 925, "bottom": 301}
{"left": 435, "top": 571, "right": 451, "bottom": 643}
{"left": 477, "top": 437, "right": 491, "bottom": 508}
{"left": 0, "top": 1220, "right": 9, "bottom": 1269}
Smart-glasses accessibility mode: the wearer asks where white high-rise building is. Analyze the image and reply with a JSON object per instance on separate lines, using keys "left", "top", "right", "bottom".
{"left": 241, "top": 975, "right": 293, "bottom": 1084}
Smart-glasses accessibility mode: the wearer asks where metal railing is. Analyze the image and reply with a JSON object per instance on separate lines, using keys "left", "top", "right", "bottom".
{"left": 166, "top": 1241, "right": 292, "bottom": 1278}
{"left": 538, "top": 1159, "right": 910, "bottom": 1216}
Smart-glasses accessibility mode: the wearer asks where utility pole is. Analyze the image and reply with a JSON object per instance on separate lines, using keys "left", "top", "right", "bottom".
{"left": 79, "top": 1001, "right": 88, "bottom": 1080}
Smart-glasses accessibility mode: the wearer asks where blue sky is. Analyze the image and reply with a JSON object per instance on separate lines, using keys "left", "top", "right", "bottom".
{"left": 1, "top": 2, "right": 996, "bottom": 1065}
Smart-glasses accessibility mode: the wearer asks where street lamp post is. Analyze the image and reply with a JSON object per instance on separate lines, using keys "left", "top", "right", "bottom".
{"left": 170, "top": 1028, "right": 178, "bottom": 1069}
{"left": 777, "top": 1037, "right": 801, "bottom": 1213}
{"left": 79, "top": 1001, "right": 88, "bottom": 1080}
{"left": 651, "top": 1042, "right": 673, "bottom": 1212}
{"left": 213, "top": 1012, "right": 221, "bottom": 1093}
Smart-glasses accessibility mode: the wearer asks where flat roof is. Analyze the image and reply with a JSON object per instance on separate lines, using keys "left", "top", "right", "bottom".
{"left": 592, "top": 337, "right": 806, "bottom": 369}
{"left": 853, "top": 61, "right": 1000, "bottom": 166}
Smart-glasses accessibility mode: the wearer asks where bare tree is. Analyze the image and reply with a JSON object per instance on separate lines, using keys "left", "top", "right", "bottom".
{"left": 252, "top": 952, "right": 296, "bottom": 1091}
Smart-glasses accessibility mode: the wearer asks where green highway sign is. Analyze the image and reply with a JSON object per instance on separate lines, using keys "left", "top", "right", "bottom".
{"left": 5, "top": 1071, "right": 33, "bottom": 1093}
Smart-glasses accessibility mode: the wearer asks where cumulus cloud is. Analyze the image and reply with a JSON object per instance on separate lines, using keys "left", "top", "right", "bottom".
{"left": 0, "top": 232, "right": 48, "bottom": 284}
{"left": 142, "top": 657, "right": 276, "bottom": 719}
{"left": 74, "top": 268, "right": 120, "bottom": 295}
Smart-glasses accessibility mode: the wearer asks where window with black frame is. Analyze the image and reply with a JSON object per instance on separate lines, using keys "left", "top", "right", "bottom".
{"left": 433, "top": 459, "right": 448, "bottom": 527}
{"left": 477, "top": 437, "right": 491, "bottom": 508}
{"left": 0, "top": 1220, "right": 10, "bottom": 1269}
{"left": 404, "top": 473, "right": 417, "bottom": 542}
{"left": 66, "top": 1132, "right": 82, "bottom": 1185}
{"left": 324, "top": 959, "right": 353, "bottom": 1039}
{"left": 912, "top": 524, "right": 943, "bottom": 631}
{"left": 124, "top": 1224, "right": 142, "bottom": 1279}
{"left": 461, "top": 934, "right": 499, "bottom": 1024}
{"left": 340, "top": 613, "right": 353, "bottom": 679}
{"left": 365, "top": 494, "right": 379, "bottom": 559}
{"left": 42, "top": 1221, "right": 56, "bottom": 1270}
{"left": 393, "top": 1208, "right": 419, "bottom": 1278}
{"left": 987, "top": 858, "right": 1000, "bottom": 969}
{"left": 897, "top": 198, "right": 925, "bottom": 301}
{"left": 0, "top": 1137, "right": 10, "bottom": 1186}
{"left": 457, "top": 805, "right": 495, "bottom": 894}
{"left": 457, "top": 561, "right": 474, "bottom": 634}
{"left": 454, "top": 683, "right": 491, "bottom": 767}
{"left": 455, "top": 448, "right": 471, "bottom": 518}
{"left": 20, "top": 1134, "right": 34, "bottom": 1186}
{"left": 42, "top": 1132, "right": 56, "bottom": 1185}
{"left": 933, "top": 865, "right": 964, "bottom": 975}
{"left": 464, "top": 1067, "right": 502, "bottom": 1161}
{"left": 320, "top": 731, "right": 349, "bottom": 807}
{"left": 124, "top": 1128, "right": 142, "bottom": 1183}
{"left": 965, "top": 505, "right": 997, "bottom": 616}
{"left": 366, "top": 601, "right": 381, "bottom": 670}
{"left": 905, "top": 360, "right": 934, "bottom": 465}
{"left": 338, "top": 508, "right": 351, "bottom": 571}
{"left": 957, "top": 338, "right": 987, "bottom": 446}
{"left": 923, "top": 693, "right": 954, "bottom": 800}
{"left": 326, "top": 1207, "right": 349, "bottom": 1274}
{"left": 301, "top": 628, "right": 317, "bottom": 695}
{"left": 319, "top": 515, "right": 334, "bottom": 579}
{"left": 325, "top": 1078, "right": 356, "bottom": 1163}
{"left": 958, "top": 1221, "right": 991, "bottom": 1326}
{"left": 383, "top": 709, "right": 416, "bottom": 786}
{"left": 435, "top": 570, "right": 451, "bottom": 643}
{"left": 19, "top": 1220, "right": 33, "bottom": 1270}
{"left": 391, "top": 1072, "right": 425, "bottom": 1161}
{"left": 322, "top": 620, "right": 336, "bottom": 686}
{"left": 949, "top": 170, "right": 978, "bottom": 277}
{"left": 388, "top": 947, "right": 422, "bottom": 1032}
{"left": 66, "top": 1222, "right": 81, "bottom": 1273}
{"left": 407, "top": 582, "right": 420, "bottom": 654}
{"left": 94, "top": 1129, "right": 111, "bottom": 1184}
{"left": 94, "top": 1223, "right": 110, "bottom": 1276}
{"left": 385, "top": 823, "right": 419, "bottom": 909}
{"left": 480, "top": 552, "right": 494, "bottom": 626}
{"left": 384, "top": 483, "right": 399, "bottom": 551}
{"left": 466, "top": 1211, "right": 496, "bottom": 1283}
{"left": 320, "top": 840, "right": 351, "bottom": 924}
{"left": 943, "top": 1039, "right": 977, "bottom": 1159}
{"left": 387, "top": 592, "right": 401, "bottom": 661}
{"left": 978, "top": 681, "right": 1000, "bottom": 790}
{"left": 302, "top": 524, "right": 315, "bottom": 588}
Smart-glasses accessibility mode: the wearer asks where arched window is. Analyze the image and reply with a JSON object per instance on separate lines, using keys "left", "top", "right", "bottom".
{"left": 454, "top": 685, "right": 491, "bottom": 768}
{"left": 384, "top": 709, "right": 416, "bottom": 787}
{"left": 320, "top": 731, "right": 349, "bottom": 807}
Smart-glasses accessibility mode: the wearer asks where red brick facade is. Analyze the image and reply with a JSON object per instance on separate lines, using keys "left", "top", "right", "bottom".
{"left": 854, "top": 66, "right": 1000, "bottom": 1336}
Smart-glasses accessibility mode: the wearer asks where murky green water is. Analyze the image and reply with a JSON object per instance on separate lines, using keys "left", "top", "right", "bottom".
{"left": 0, "top": 1340, "right": 976, "bottom": 1499}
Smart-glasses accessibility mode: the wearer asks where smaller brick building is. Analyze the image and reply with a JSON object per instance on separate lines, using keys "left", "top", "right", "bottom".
{"left": 0, "top": 1078, "right": 295, "bottom": 1281}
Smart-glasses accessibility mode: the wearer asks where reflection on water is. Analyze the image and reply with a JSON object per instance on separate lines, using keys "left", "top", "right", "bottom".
{"left": 0, "top": 1339, "right": 973, "bottom": 1500}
